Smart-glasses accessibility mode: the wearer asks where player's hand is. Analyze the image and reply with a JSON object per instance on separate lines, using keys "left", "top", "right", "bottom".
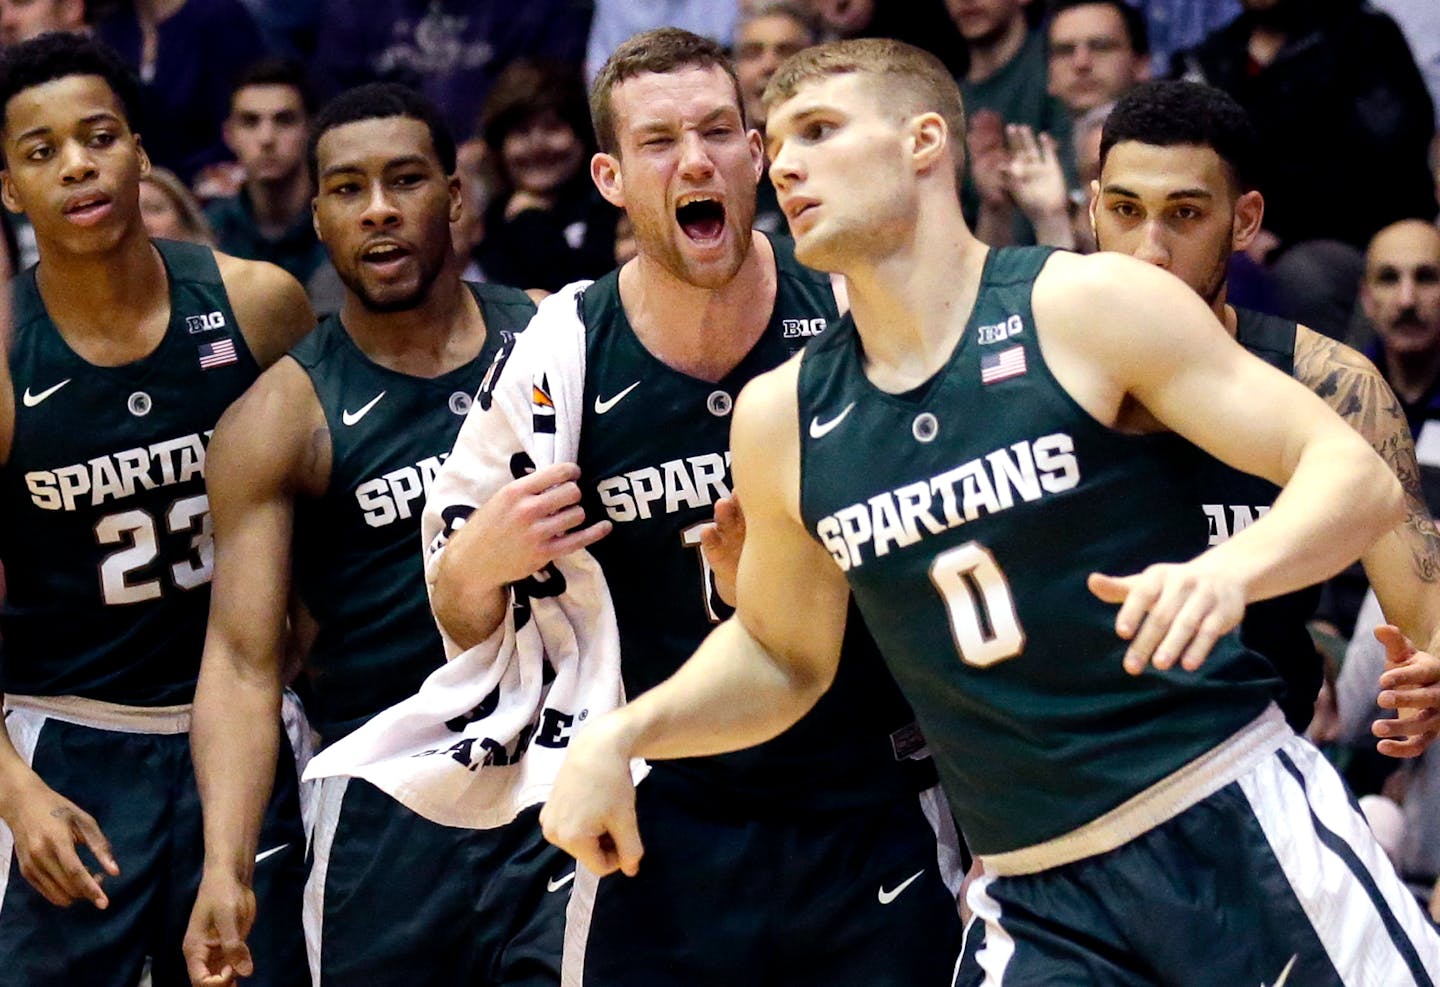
{"left": 699, "top": 496, "right": 746, "bottom": 608}
{"left": 183, "top": 870, "right": 256, "bottom": 986}
{"left": 442, "top": 462, "right": 611, "bottom": 593}
{"left": 0, "top": 774, "right": 118, "bottom": 908}
{"left": 1088, "top": 563, "right": 1245, "bottom": 675}
{"left": 1372, "top": 624, "right": 1440, "bottom": 758}
{"left": 539, "top": 716, "right": 643, "bottom": 878}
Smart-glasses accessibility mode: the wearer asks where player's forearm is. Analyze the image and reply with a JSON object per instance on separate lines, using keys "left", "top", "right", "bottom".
{"left": 602, "top": 617, "right": 833, "bottom": 763}
{"left": 1361, "top": 531, "right": 1440, "bottom": 650}
{"left": 430, "top": 554, "right": 509, "bottom": 652}
{"left": 1205, "top": 436, "right": 1403, "bottom": 602}
{"left": 190, "top": 652, "right": 282, "bottom": 884}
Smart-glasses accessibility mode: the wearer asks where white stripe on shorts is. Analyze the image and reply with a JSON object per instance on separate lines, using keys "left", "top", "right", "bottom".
{"left": 561, "top": 864, "right": 601, "bottom": 987}
{"left": 962, "top": 869, "right": 1016, "bottom": 986}
{"left": 1238, "top": 734, "right": 1440, "bottom": 985}
{"left": 0, "top": 707, "right": 46, "bottom": 915}
{"left": 304, "top": 775, "right": 349, "bottom": 987}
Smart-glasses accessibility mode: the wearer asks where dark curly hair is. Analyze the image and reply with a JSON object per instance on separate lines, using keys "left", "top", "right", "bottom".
{"left": 1100, "top": 80, "right": 1261, "bottom": 193}
{"left": 308, "top": 82, "right": 457, "bottom": 186}
{"left": 0, "top": 32, "right": 140, "bottom": 136}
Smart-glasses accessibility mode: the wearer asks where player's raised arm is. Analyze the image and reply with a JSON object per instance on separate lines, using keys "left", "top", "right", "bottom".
{"left": 183, "top": 360, "right": 324, "bottom": 987}
{"left": 539, "top": 357, "right": 851, "bottom": 876}
{"left": 1041, "top": 252, "right": 1404, "bottom": 671}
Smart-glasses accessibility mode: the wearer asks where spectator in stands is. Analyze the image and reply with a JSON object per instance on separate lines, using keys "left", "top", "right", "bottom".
{"left": 734, "top": 2, "right": 818, "bottom": 234}
{"left": 0, "top": 0, "right": 86, "bottom": 46}
{"left": 586, "top": 0, "right": 734, "bottom": 84}
{"left": 1363, "top": 220, "right": 1440, "bottom": 455}
{"left": 474, "top": 59, "right": 616, "bottom": 293}
{"left": 94, "top": 0, "right": 269, "bottom": 184}
{"left": 1370, "top": 0, "right": 1440, "bottom": 129}
{"left": 1174, "top": 0, "right": 1437, "bottom": 340}
{"left": 951, "top": 0, "right": 1072, "bottom": 246}
{"left": 140, "top": 167, "right": 214, "bottom": 243}
{"left": 313, "top": 0, "right": 590, "bottom": 140}
{"left": 1046, "top": 0, "right": 1149, "bottom": 119}
{"left": 1128, "top": 0, "right": 1238, "bottom": 75}
{"left": 735, "top": 2, "right": 815, "bottom": 136}
{"left": 808, "top": 0, "right": 968, "bottom": 78}
{"left": 205, "top": 57, "right": 336, "bottom": 313}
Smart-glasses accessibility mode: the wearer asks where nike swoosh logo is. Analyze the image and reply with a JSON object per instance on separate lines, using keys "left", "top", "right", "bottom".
{"left": 254, "top": 843, "right": 290, "bottom": 865}
{"left": 1262, "top": 956, "right": 1297, "bottom": 987}
{"left": 877, "top": 869, "right": 924, "bottom": 905}
{"left": 809, "top": 402, "right": 855, "bottom": 439}
{"left": 22, "top": 379, "right": 71, "bottom": 407}
{"left": 341, "top": 391, "right": 387, "bottom": 426}
{"left": 546, "top": 872, "right": 576, "bottom": 893}
{"left": 594, "top": 381, "right": 640, "bottom": 415}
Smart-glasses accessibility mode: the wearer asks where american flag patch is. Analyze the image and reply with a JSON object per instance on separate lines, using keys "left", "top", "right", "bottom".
{"left": 980, "top": 345, "right": 1026, "bottom": 384}
{"left": 197, "top": 338, "right": 238, "bottom": 369}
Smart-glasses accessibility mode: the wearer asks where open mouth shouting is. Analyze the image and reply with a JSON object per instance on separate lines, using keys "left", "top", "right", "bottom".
{"left": 676, "top": 193, "right": 727, "bottom": 246}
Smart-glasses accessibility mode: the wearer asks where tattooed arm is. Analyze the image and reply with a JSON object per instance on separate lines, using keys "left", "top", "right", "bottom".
{"left": 1295, "top": 326, "right": 1440, "bottom": 754}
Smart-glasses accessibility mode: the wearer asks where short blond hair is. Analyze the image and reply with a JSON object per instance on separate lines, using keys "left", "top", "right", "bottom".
{"left": 762, "top": 38, "right": 966, "bottom": 151}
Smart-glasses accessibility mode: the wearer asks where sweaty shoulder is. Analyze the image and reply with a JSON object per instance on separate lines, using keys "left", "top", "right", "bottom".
{"left": 214, "top": 251, "right": 317, "bottom": 369}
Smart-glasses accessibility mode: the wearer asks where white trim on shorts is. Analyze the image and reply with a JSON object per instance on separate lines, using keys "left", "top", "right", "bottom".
{"left": 1239, "top": 734, "right": 1440, "bottom": 985}
{"left": 4, "top": 694, "right": 190, "bottom": 734}
{"left": 980, "top": 704, "right": 1290, "bottom": 876}
{"left": 304, "top": 775, "right": 349, "bottom": 987}
{"left": 561, "top": 864, "right": 601, "bottom": 987}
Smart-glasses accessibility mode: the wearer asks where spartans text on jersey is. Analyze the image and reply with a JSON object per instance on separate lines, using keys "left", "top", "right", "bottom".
{"left": 816, "top": 433, "right": 1078, "bottom": 570}
{"left": 25, "top": 431, "right": 211, "bottom": 511}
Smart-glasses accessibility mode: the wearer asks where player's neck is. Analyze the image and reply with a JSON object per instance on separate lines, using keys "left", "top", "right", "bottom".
{"left": 619, "top": 232, "right": 777, "bottom": 384}
{"left": 844, "top": 209, "right": 987, "bottom": 393}
{"left": 339, "top": 261, "right": 484, "bottom": 378}
{"left": 34, "top": 227, "right": 169, "bottom": 347}
{"left": 1213, "top": 283, "right": 1236, "bottom": 335}
{"left": 246, "top": 172, "right": 309, "bottom": 234}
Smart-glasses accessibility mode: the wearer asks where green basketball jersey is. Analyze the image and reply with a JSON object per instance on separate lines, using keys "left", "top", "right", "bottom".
{"left": 796, "top": 247, "right": 1280, "bottom": 854}
{"left": 1, "top": 240, "right": 260, "bottom": 705}
{"left": 579, "top": 236, "right": 935, "bottom": 812}
{"left": 290, "top": 282, "right": 535, "bottom": 745}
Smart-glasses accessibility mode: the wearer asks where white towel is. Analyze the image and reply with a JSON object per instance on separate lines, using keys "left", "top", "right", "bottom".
{"left": 304, "top": 282, "right": 643, "bottom": 828}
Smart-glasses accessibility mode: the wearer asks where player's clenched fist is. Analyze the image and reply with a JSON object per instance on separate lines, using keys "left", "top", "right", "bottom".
{"left": 1088, "top": 562, "right": 1246, "bottom": 675}
{"left": 540, "top": 715, "right": 644, "bottom": 879}
{"left": 183, "top": 871, "right": 256, "bottom": 986}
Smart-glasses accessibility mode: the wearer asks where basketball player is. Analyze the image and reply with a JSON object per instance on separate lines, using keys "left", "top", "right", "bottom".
{"left": 0, "top": 32, "right": 313, "bottom": 987}
{"left": 540, "top": 39, "right": 1440, "bottom": 984}
{"left": 1091, "top": 79, "right": 1440, "bottom": 753}
{"left": 182, "top": 84, "right": 568, "bottom": 987}
{"left": 430, "top": 28, "right": 962, "bottom": 987}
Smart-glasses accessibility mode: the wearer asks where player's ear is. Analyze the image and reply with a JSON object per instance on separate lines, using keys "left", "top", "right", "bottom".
{"left": 910, "top": 112, "right": 948, "bottom": 176}
{"left": 447, "top": 172, "right": 463, "bottom": 224}
{"left": 134, "top": 133, "right": 151, "bottom": 179}
{"left": 591, "top": 152, "right": 624, "bottom": 209}
{"left": 1230, "top": 189, "right": 1264, "bottom": 252}
{"left": 0, "top": 168, "right": 20, "bottom": 215}
{"left": 747, "top": 128, "right": 763, "bottom": 183}
{"left": 1087, "top": 179, "right": 1100, "bottom": 240}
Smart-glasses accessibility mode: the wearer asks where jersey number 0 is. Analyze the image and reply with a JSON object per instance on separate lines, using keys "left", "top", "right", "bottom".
{"left": 928, "top": 542, "right": 1025, "bottom": 666}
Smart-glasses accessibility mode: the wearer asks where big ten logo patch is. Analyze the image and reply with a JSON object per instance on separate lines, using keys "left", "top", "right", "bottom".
{"left": 782, "top": 317, "right": 827, "bottom": 340}
{"left": 185, "top": 311, "right": 227, "bottom": 334}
